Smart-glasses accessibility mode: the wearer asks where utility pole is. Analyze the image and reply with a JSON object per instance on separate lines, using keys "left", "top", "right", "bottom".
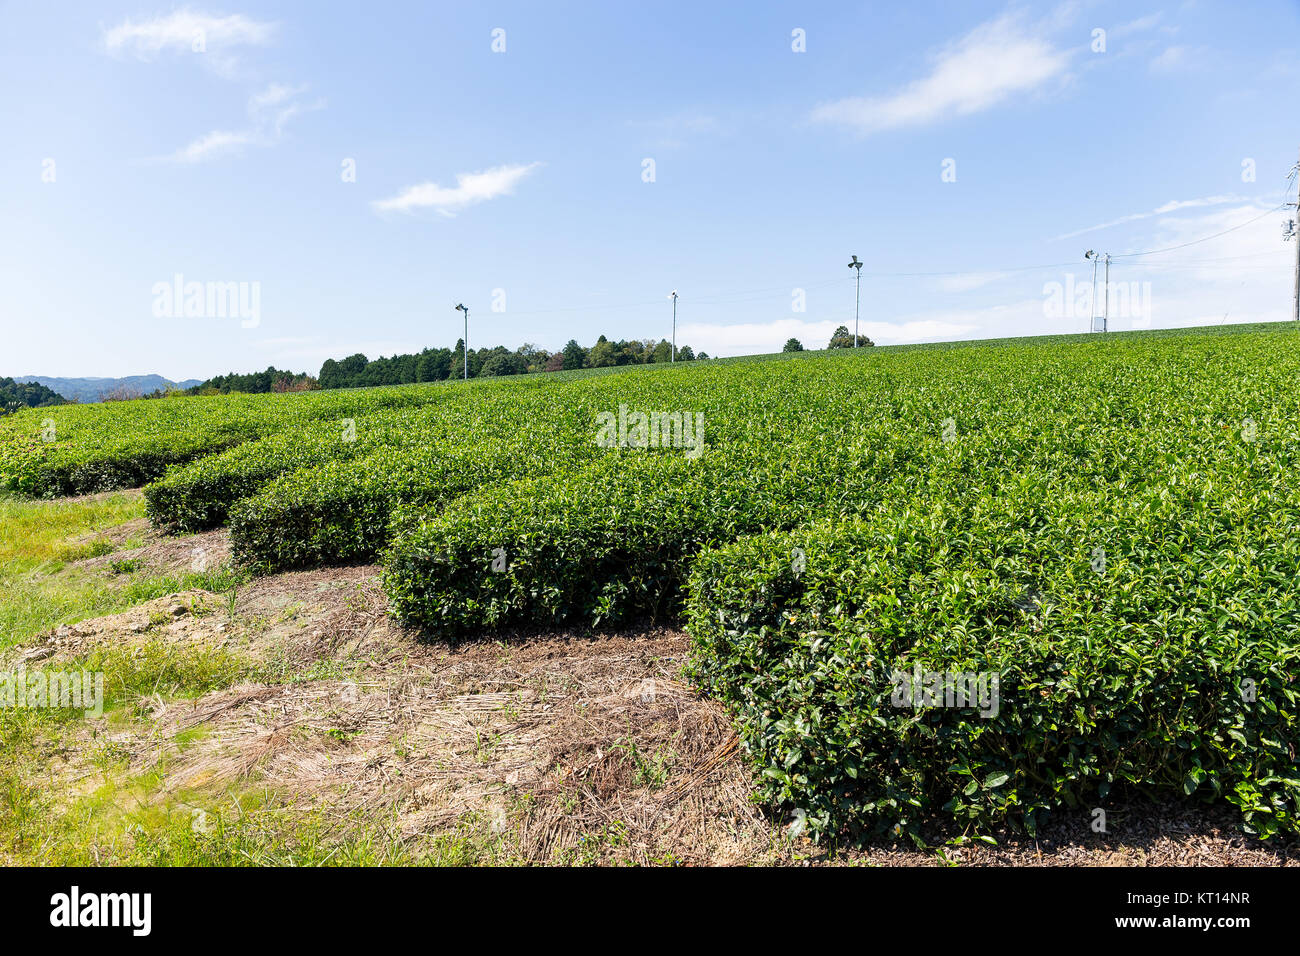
{"left": 455, "top": 303, "right": 469, "bottom": 380}
{"left": 1102, "top": 253, "right": 1111, "bottom": 333}
{"left": 848, "top": 255, "right": 864, "bottom": 346}
{"left": 669, "top": 290, "right": 678, "bottom": 361}
{"left": 1290, "top": 148, "right": 1300, "bottom": 322}
{"left": 1084, "top": 250, "right": 1099, "bottom": 332}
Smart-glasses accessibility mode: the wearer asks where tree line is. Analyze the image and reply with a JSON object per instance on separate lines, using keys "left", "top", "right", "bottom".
{"left": 0, "top": 377, "right": 66, "bottom": 414}
{"left": 782, "top": 326, "right": 875, "bottom": 352}
{"left": 186, "top": 367, "right": 317, "bottom": 396}
{"left": 317, "top": 336, "right": 707, "bottom": 389}
{"left": 183, "top": 327, "right": 870, "bottom": 396}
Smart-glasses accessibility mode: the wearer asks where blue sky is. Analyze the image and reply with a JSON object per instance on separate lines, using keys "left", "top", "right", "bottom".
{"left": 3, "top": 0, "right": 1298, "bottom": 379}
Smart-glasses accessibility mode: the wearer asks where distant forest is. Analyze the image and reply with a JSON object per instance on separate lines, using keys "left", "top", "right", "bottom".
{"left": 318, "top": 336, "right": 707, "bottom": 389}
{"left": 186, "top": 368, "right": 317, "bottom": 395}
{"left": 183, "top": 328, "right": 872, "bottom": 396}
{"left": 0, "top": 376, "right": 66, "bottom": 414}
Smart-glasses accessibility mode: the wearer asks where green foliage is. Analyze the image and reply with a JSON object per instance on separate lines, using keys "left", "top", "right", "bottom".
{"left": 8, "top": 321, "right": 1300, "bottom": 841}
{"left": 316, "top": 335, "right": 697, "bottom": 389}
{"left": 229, "top": 436, "right": 570, "bottom": 573}
{"left": 187, "top": 366, "right": 316, "bottom": 395}
{"left": 0, "top": 377, "right": 65, "bottom": 413}
{"left": 383, "top": 435, "right": 913, "bottom": 636}
{"left": 0, "top": 382, "right": 447, "bottom": 498}
{"left": 228, "top": 380, "right": 609, "bottom": 573}
{"left": 143, "top": 399, "right": 461, "bottom": 532}
{"left": 828, "top": 325, "right": 872, "bottom": 348}
{"left": 687, "top": 477, "right": 1300, "bottom": 842}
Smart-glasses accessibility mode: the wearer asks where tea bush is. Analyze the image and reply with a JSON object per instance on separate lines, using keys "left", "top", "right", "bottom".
{"left": 0, "top": 384, "right": 448, "bottom": 498}
{"left": 8, "top": 322, "right": 1300, "bottom": 840}
{"left": 686, "top": 464, "right": 1300, "bottom": 841}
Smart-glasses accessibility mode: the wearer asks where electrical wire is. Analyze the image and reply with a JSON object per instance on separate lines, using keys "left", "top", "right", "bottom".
{"left": 1110, "top": 204, "right": 1287, "bottom": 258}
{"left": 497, "top": 204, "right": 1291, "bottom": 318}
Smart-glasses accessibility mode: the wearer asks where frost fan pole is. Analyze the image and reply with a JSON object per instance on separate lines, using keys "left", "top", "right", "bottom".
{"left": 848, "top": 255, "right": 864, "bottom": 346}
{"left": 1103, "top": 253, "right": 1110, "bottom": 333}
{"left": 455, "top": 303, "right": 469, "bottom": 380}
{"left": 1292, "top": 148, "right": 1300, "bottom": 323}
{"left": 669, "top": 290, "right": 678, "bottom": 362}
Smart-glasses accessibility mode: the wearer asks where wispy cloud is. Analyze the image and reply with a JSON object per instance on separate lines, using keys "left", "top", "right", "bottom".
{"left": 628, "top": 112, "right": 722, "bottom": 150}
{"left": 103, "top": 8, "right": 275, "bottom": 75}
{"left": 1113, "top": 13, "right": 1164, "bottom": 38}
{"left": 1052, "top": 195, "right": 1250, "bottom": 241}
{"left": 157, "top": 83, "right": 322, "bottom": 163}
{"left": 165, "top": 128, "right": 259, "bottom": 163}
{"left": 248, "top": 82, "right": 322, "bottom": 133}
{"left": 372, "top": 163, "right": 543, "bottom": 216}
{"left": 811, "top": 12, "right": 1071, "bottom": 135}
{"left": 248, "top": 82, "right": 305, "bottom": 112}
{"left": 1150, "top": 45, "right": 1197, "bottom": 73}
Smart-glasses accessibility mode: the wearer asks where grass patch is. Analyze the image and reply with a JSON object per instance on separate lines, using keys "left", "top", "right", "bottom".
{"left": 0, "top": 493, "right": 243, "bottom": 652}
{"left": 0, "top": 492, "right": 142, "bottom": 565}
{"left": 0, "top": 638, "right": 501, "bottom": 866}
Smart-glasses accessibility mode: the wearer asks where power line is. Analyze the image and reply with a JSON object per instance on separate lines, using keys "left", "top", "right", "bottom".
{"left": 1288, "top": 151, "right": 1300, "bottom": 323}
{"left": 1110, "top": 204, "right": 1287, "bottom": 258}
{"left": 493, "top": 203, "right": 1289, "bottom": 321}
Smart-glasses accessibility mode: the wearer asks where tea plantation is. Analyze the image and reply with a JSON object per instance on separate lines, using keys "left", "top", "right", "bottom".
{"left": 3, "top": 322, "right": 1297, "bottom": 842}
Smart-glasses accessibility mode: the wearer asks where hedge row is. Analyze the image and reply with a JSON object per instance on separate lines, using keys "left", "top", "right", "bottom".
{"left": 0, "top": 382, "right": 451, "bottom": 498}
{"left": 141, "top": 400, "right": 474, "bottom": 532}
{"left": 225, "top": 362, "right": 798, "bottom": 574}
{"left": 227, "top": 434, "right": 583, "bottom": 573}
{"left": 685, "top": 467, "right": 1300, "bottom": 841}
{"left": 223, "top": 376, "right": 634, "bottom": 572}
{"left": 381, "top": 427, "right": 926, "bottom": 635}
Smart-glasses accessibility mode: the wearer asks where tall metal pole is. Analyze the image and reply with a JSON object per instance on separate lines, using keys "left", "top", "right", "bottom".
{"left": 455, "top": 303, "right": 469, "bottom": 380}
{"left": 848, "top": 255, "right": 864, "bottom": 346}
{"left": 854, "top": 268, "right": 861, "bottom": 346}
{"left": 1103, "top": 254, "right": 1110, "bottom": 333}
{"left": 1087, "top": 252, "right": 1099, "bottom": 332}
{"left": 1292, "top": 147, "right": 1300, "bottom": 323}
{"left": 671, "top": 291, "right": 678, "bottom": 362}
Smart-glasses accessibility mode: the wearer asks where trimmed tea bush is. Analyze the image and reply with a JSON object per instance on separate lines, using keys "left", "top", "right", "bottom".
{"left": 0, "top": 383, "right": 449, "bottom": 498}
{"left": 686, "top": 471, "right": 1300, "bottom": 841}
{"left": 382, "top": 430, "right": 924, "bottom": 635}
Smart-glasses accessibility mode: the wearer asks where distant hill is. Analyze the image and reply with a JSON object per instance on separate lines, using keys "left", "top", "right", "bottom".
{"left": 0, "top": 376, "right": 66, "bottom": 413}
{"left": 12, "top": 375, "right": 202, "bottom": 404}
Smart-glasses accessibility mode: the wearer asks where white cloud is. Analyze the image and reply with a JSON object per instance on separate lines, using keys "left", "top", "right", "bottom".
{"left": 1150, "top": 46, "right": 1192, "bottom": 73}
{"left": 1099, "top": 205, "right": 1291, "bottom": 330}
{"left": 1053, "top": 194, "right": 1250, "bottom": 241}
{"left": 164, "top": 128, "right": 259, "bottom": 163}
{"left": 1113, "top": 13, "right": 1163, "bottom": 37}
{"left": 156, "top": 84, "right": 321, "bottom": 163}
{"left": 372, "top": 163, "right": 543, "bottom": 216}
{"left": 248, "top": 82, "right": 306, "bottom": 113}
{"left": 248, "top": 83, "right": 324, "bottom": 133}
{"left": 103, "top": 9, "right": 275, "bottom": 57}
{"left": 1126, "top": 203, "right": 1290, "bottom": 281}
{"left": 686, "top": 202, "right": 1290, "bottom": 356}
{"left": 811, "top": 13, "right": 1071, "bottom": 135}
